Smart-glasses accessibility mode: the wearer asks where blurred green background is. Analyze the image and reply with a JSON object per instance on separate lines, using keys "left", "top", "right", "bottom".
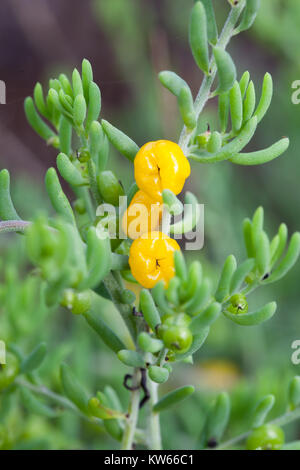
{"left": 0, "top": 0, "right": 300, "bottom": 449}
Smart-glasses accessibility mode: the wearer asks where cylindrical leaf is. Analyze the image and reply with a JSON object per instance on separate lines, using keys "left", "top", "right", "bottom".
{"left": 264, "top": 233, "right": 300, "bottom": 284}
{"left": 218, "top": 92, "right": 229, "bottom": 133}
{"left": 117, "top": 350, "right": 145, "bottom": 368}
{"left": 288, "top": 376, "right": 300, "bottom": 409}
{"left": 72, "top": 68, "right": 83, "bottom": 96}
{"left": 256, "top": 230, "right": 270, "bottom": 276}
{"left": 60, "top": 363, "right": 89, "bottom": 413}
{"left": 190, "top": 302, "right": 221, "bottom": 333}
{"left": 185, "top": 278, "right": 211, "bottom": 316}
{"left": 200, "top": 0, "right": 218, "bottom": 44}
{"left": 235, "top": 0, "right": 261, "bottom": 34}
{"left": 153, "top": 386, "right": 195, "bottom": 413}
{"left": 83, "top": 310, "right": 126, "bottom": 353}
{"left": 33, "top": 82, "right": 50, "bottom": 119}
{"left": 79, "top": 227, "right": 112, "bottom": 290}
{"left": 251, "top": 394, "right": 275, "bottom": 429}
{"left": 21, "top": 343, "right": 47, "bottom": 374}
{"left": 229, "top": 138, "right": 289, "bottom": 166}
{"left": 206, "top": 392, "right": 231, "bottom": 444}
{"left": 56, "top": 153, "right": 87, "bottom": 187}
{"left": 271, "top": 223, "right": 288, "bottom": 266}
{"left": 178, "top": 86, "right": 197, "bottom": 130}
{"left": 149, "top": 366, "right": 169, "bottom": 384}
{"left": 230, "top": 258, "right": 255, "bottom": 293}
{"left": 140, "top": 289, "right": 161, "bottom": 330}
{"left": 102, "top": 119, "right": 139, "bottom": 162}
{"left": 59, "top": 116, "right": 72, "bottom": 155}
{"left": 45, "top": 168, "right": 75, "bottom": 225}
{"left": 223, "top": 301, "right": 277, "bottom": 326}
{"left": 243, "top": 80, "right": 256, "bottom": 122}
{"left": 229, "top": 81, "right": 243, "bottom": 133}
{"left": 24, "top": 97, "right": 56, "bottom": 141}
{"left": 73, "top": 94, "right": 87, "bottom": 127}
{"left": 174, "top": 250, "right": 187, "bottom": 282}
{"left": 0, "top": 169, "right": 21, "bottom": 221}
{"left": 158, "top": 71, "right": 188, "bottom": 98}
{"left": 254, "top": 72, "right": 273, "bottom": 124}
{"left": 213, "top": 47, "right": 236, "bottom": 95}
{"left": 138, "top": 332, "right": 163, "bottom": 354}
{"left": 239, "top": 71, "right": 250, "bottom": 98}
{"left": 82, "top": 58, "right": 93, "bottom": 104}
{"left": 20, "top": 388, "right": 56, "bottom": 418}
{"left": 251, "top": 206, "right": 264, "bottom": 249}
{"left": 189, "top": 2, "right": 209, "bottom": 74}
{"left": 215, "top": 255, "right": 237, "bottom": 302}
{"left": 86, "top": 81, "right": 101, "bottom": 132}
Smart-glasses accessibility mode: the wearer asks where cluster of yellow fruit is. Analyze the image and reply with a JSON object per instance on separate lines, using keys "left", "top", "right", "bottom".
{"left": 122, "top": 140, "right": 190, "bottom": 289}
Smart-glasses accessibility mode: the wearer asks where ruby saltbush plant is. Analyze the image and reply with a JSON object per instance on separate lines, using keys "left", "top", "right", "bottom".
{"left": 0, "top": 0, "right": 300, "bottom": 450}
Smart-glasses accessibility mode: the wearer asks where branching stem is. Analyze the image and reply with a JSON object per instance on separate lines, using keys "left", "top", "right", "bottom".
{"left": 121, "top": 368, "right": 141, "bottom": 450}
{"left": 178, "top": 2, "right": 246, "bottom": 154}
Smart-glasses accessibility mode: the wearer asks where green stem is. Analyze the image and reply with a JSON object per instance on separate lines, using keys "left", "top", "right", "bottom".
{"left": 216, "top": 407, "right": 300, "bottom": 450}
{"left": 0, "top": 220, "right": 31, "bottom": 233}
{"left": 87, "top": 159, "right": 102, "bottom": 205}
{"left": 148, "top": 378, "right": 162, "bottom": 450}
{"left": 76, "top": 186, "right": 95, "bottom": 221}
{"left": 178, "top": 1, "right": 246, "bottom": 154}
{"left": 103, "top": 272, "right": 136, "bottom": 340}
{"left": 121, "top": 368, "right": 141, "bottom": 450}
{"left": 146, "top": 349, "right": 167, "bottom": 450}
{"left": 15, "top": 378, "right": 104, "bottom": 429}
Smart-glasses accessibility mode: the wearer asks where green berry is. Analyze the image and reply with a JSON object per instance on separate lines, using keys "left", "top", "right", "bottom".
{"left": 162, "top": 313, "right": 191, "bottom": 328}
{"left": 70, "top": 291, "right": 92, "bottom": 315}
{"left": 78, "top": 149, "right": 91, "bottom": 162}
{"left": 246, "top": 424, "right": 285, "bottom": 450}
{"left": 162, "top": 326, "right": 193, "bottom": 354}
{"left": 227, "top": 293, "right": 248, "bottom": 314}
{"left": 158, "top": 313, "right": 192, "bottom": 341}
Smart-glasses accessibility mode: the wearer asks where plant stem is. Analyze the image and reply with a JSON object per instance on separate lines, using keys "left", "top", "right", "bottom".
{"left": 148, "top": 378, "right": 162, "bottom": 450}
{"left": 0, "top": 220, "right": 31, "bottom": 233}
{"left": 87, "top": 159, "right": 102, "bottom": 206}
{"left": 146, "top": 349, "right": 167, "bottom": 450}
{"left": 216, "top": 407, "right": 300, "bottom": 450}
{"left": 15, "top": 378, "right": 104, "bottom": 428}
{"left": 77, "top": 186, "right": 95, "bottom": 221}
{"left": 104, "top": 272, "right": 136, "bottom": 340}
{"left": 178, "top": 1, "right": 246, "bottom": 154}
{"left": 121, "top": 368, "right": 141, "bottom": 450}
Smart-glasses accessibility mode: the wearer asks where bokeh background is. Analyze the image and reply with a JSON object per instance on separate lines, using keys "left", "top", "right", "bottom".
{"left": 0, "top": 0, "right": 300, "bottom": 449}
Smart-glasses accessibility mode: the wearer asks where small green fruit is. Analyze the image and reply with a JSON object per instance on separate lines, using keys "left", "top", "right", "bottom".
{"left": 163, "top": 326, "right": 193, "bottom": 354}
{"left": 78, "top": 149, "right": 91, "bottom": 163}
{"left": 246, "top": 424, "right": 285, "bottom": 450}
{"left": 64, "top": 290, "right": 92, "bottom": 315}
{"left": 72, "top": 291, "right": 92, "bottom": 315}
{"left": 161, "top": 313, "right": 191, "bottom": 328}
{"left": 227, "top": 293, "right": 248, "bottom": 314}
